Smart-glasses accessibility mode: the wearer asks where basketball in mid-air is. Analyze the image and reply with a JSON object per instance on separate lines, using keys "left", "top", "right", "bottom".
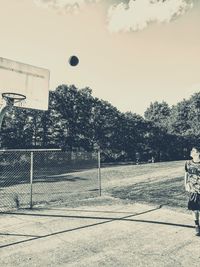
{"left": 69, "top": 55, "right": 79, "bottom": 66}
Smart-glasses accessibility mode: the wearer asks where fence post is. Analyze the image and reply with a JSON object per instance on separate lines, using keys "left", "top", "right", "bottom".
{"left": 30, "top": 152, "right": 33, "bottom": 209}
{"left": 98, "top": 151, "right": 101, "bottom": 196}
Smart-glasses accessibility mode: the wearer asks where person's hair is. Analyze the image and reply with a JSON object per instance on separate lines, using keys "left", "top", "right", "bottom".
{"left": 191, "top": 145, "right": 200, "bottom": 153}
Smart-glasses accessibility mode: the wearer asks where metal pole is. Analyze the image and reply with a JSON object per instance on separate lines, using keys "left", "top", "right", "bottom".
{"left": 0, "top": 104, "right": 12, "bottom": 130}
{"left": 98, "top": 151, "right": 101, "bottom": 196}
{"left": 30, "top": 152, "right": 33, "bottom": 209}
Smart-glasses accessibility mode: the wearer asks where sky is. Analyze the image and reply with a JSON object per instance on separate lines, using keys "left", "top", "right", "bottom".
{"left": 0, "top": 0, "right": 200, "bottom": 116}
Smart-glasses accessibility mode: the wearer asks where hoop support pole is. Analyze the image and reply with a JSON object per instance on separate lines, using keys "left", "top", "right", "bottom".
{"left": 0, "top": 103, "right": 13, "bottom": 130}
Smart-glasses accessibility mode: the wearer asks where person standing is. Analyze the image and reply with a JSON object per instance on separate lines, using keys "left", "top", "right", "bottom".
{"left": 185, "top": 146, "right": 200, "bottom": 236}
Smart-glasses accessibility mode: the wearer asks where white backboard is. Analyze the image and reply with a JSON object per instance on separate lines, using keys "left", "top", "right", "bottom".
{"left": 0, "top": 57, "right": 50, "bottom": 110}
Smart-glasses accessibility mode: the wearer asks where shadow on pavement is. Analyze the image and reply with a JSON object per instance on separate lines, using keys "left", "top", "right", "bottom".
{"left": 0, "top": 206, "right": 193, "bottom": 249}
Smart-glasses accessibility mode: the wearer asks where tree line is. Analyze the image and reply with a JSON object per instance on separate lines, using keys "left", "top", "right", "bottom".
{"left": 1, "top": 85, "right": 200, "bottom": 162}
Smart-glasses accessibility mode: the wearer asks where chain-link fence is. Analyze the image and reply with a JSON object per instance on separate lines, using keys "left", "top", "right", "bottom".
{"left": 0, "top": 150, "right": 100, "bottom": 212}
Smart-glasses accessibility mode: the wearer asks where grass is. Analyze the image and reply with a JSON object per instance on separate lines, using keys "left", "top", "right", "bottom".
{"left": 57, "top": 160, "right": 188, "bottom": 211}
{"left": 0, "top": 160, "right": 189, "bottom": 211}
{"left": 108, "top": 176, "right": 188, "bottom": 209}
{"left": 101, "top": 160, "right": 188, "bottom": 210}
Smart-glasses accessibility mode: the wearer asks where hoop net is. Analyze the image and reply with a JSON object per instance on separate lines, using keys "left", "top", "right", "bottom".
{"left": 2, "top": 92, "right": 26, "bottom": 106}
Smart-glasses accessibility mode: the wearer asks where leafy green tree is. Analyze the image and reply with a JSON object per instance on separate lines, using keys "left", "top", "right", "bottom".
{"left": 120, "top": 112, "right": 147, "bottom": 161}
{"left": 0, "top": 108, "right": 34, "bottom": 148}
{"left": 144, "top": 101, "right": 171, "bottom": 129}
{"left": 91, "top": 98, "right": 123, "bottom": 160}
{"left": 47, "top": 85, "right": 95, "bottom": 151}
{"left": 168, "top": 99, "right": 191, "bottom": 136}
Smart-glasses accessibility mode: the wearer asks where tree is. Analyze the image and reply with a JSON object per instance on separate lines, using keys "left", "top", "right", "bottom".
{"left": 91, "top": 98, "right": 124, "bottom": 160}
{"left": 120, "top": 112, "right": 147, "bottom": 161}
{"left": 47, "top": 85, "right": 95, "bottom": 151}
{"left": 168, "top": 99, "right": 191, "bottom": 136}
{"left": 144, "top": 101, "right": 171, "bottom": 130}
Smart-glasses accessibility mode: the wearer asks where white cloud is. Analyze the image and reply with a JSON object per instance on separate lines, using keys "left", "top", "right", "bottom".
{"left": 34, "top": 0, "right": 193, "bottom": 31}
{"left": 107, "top": 0, "right": 193, "bottom": 32}
{"left": 34, "top": 0, "right": 101, "bottom": 13}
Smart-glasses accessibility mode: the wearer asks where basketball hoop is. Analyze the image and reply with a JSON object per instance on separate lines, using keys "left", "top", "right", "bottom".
{"left": 2, "top": 92, "right": 26, "bottom": 106}
{"left": 0, "top": 93, "right": 26, "bottom": 129}
{"left": 0, "top": 57, "right": 49, "bottom": 131}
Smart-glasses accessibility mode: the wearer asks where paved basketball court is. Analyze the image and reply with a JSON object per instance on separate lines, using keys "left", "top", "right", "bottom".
{"left": 0, "top": 202, "right": 199, "bottom": 267}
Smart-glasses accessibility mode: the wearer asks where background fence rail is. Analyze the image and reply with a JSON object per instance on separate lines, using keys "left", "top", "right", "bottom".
{"left": 0, "top": 150, "right": 100, "bottom": 212}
